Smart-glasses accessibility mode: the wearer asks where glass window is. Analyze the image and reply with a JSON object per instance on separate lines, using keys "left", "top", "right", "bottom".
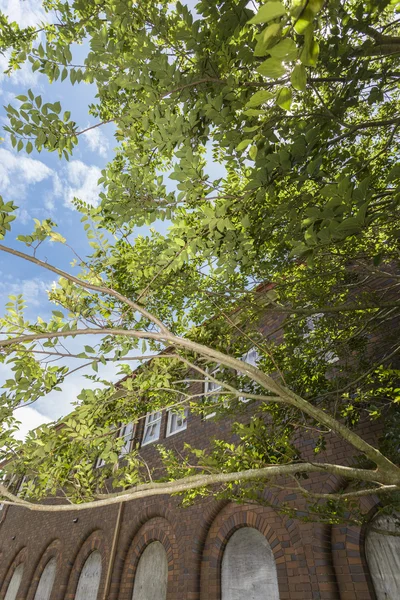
{"left": 16, "top": 476, "right": 27, "bottom": 497}
{"left": 142, "top": 412, "right": 162, "bottom": 446}
{"left": 242, "top": 347, "right": 260, "bottom": 367}
{"left": 118, "top": 423, "right": 135, "bottom": 457}
{"left": 239, "top": 348, "right": 260, "bottom": 402}
{"left": 166, "top": 409, "right": 188, "bottom": 437}
{"left": 204, "top": 367, "right": 221, "bottom": 419}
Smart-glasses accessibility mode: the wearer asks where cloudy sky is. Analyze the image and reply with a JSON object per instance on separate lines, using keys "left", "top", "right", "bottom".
{"left": 0, "top": 0, "right": 143, "bottom": 438}
{"left": 0, "top": 0, "right": 223, "bottom": 440}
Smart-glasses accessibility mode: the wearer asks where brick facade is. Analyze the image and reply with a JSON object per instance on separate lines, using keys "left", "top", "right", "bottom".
{"left": 0, "top": 409, "right": 386, "bottom": 599}
{"left": 0, "top": 296, "right": 396, "bottom": 599}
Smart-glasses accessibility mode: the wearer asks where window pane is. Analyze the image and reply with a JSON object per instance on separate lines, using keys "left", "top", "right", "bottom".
{"left": 142, "top": 412, "right": 162, "bottom": 446}
{"left": 167, "top": 409, "right": 188, "bottom": 436}
{"left": 119, "top": 423, "right": 134, "bottom": 456}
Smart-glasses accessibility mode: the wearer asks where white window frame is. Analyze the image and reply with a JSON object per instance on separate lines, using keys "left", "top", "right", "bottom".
{"left": 204, "top": 367, "right": 222, "bottom": 419}
{"left": 166, "top": 408, "right": 188, "bottom": 437}
{"left": 239, "top": 347, "right": 260, "bottom": 402}
{"left": 118, "top": 422, "right": 135, "bottom": 457}
{"left": 95, "top": 456, "right": 106, "bottom": 469}
{"left": 16, "top": 476, "right": 27, "bottom": 497}
{"left": 141, "top": 411, "right": 162, "bottom": 446}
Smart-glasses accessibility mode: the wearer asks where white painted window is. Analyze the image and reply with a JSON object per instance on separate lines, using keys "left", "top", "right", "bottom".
{"left": 4, "top": 563, "right": 24, "bottom": 600}
{"left": 75, "top": 551, "right": 102, "bottom": 600}
{"left": 365, "top": 512, "right": 400, "bottom": 600}
{"left": 166, "top": 408, "right": 188, "bottom": 437}
{"left": 239, "top": 348, "right": 260, "bottom": 402}
{"left": 221, "top": 528, "right": 279, "bottom": 600}
{"left": 118, "top": 423, "right": 135, "bottom": 457}
{"left": 241, "top": 347, "right": 260, "bottom": 368}
{"left": 34, "top": 557, "right": 56, "bottom": 600}
{"left": 142, "top": 412, "right": 162, "bottom": 446}
{"left": 16, "top": 476, "right": 27, "bottom": 497}
{"left": 132, "top": 541, "right": 168, "bottom": 600}
{"left": 204, "top": 367, "right": 221, "bottom": 419}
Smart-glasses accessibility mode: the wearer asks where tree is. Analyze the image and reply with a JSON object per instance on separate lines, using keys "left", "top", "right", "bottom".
{"left": 0, "top": 0, "right": 399, "bottom": 525}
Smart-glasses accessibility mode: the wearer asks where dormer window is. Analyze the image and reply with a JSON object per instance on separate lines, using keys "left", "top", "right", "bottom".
{"left": 204, "top": 367, "right": 221, "bottom": 419}
{"left": 166, "top": 408, "right": 188, "bottom": 436}
{"left": 142, "top": 412, "right": 162, "bottom": 446}
{"left": 239, "top": 348, "right": 260, "bottom": 402}
{"left": 118, "top": 422, "right": 135, "bottom": 457}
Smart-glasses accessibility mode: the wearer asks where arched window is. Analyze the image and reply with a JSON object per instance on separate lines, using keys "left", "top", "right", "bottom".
{"left": 132, "top": 541, "right": 168, "bottom": 600}
{"left": 365, "top": 512, "right": 400, "bottom": 600}
{"left": 34, "top": 557, "right": 57, "bottom": 600}
{"left": 4, "top": 564, "right": 24, "bottom": 600}
{"left": 221, "top": 528, "right": 279, "bottom": 600}
{"left": 75, "top": 551, "right": 102, "bottom": 600}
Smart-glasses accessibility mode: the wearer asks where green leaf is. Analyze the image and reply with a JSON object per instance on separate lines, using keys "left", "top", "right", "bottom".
{"left": 301, "top": 30, "right": 320, "bottom": 67}
{"left": 294, "top": 6, "right": 315, "bottom": 34}
{"left": 52, "top": 310, "right": 64, "bottom": 318}
{"left": 248, "top": 1, "right": 286, "bottom": 25}
{"left": 26, "top": 141, "right": 33, "bottom": 154}
{"left": 276, "top": 86, "right": 292, "bottom": 110}
{"left": 249, "top": 145, "right": 258, "bottom": 160}
{"left": 236, "top": 139, "right": 253, "bottom": 151}
{"left": 268, "top": 38, "right": 297, "bottom": 61}
{"left": 49, "top": 231, "right": 66, "bottom": 243}
{"left": 291, "top": 64, "right": 307, "bottom": 91}
{"left": 245, "top": 90, "right": 274, "bottom": 108}
{"left": 254, "top": 23, "right": 282, "bottom": 57}
{"left": 256, "top": 57, "right": 286, "bottom": 78}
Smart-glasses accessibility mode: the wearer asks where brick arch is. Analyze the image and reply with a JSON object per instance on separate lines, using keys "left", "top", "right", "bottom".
{"left": 0, "top": 546, "right": 27, "bottom": 600}
{"left": 26, "top": 539, "right": 61, "bottom": 600}
{"left": 199, "top": 502, "right": 309, "bottom": 600}
{"left": 118, "top": 516, "right": 180, "bottom": 600}
{"left": 331, "top": 490, "right": 379, "bottom": 600}
{"left": 63, "top": 529, "right": 107, "bottom": 600}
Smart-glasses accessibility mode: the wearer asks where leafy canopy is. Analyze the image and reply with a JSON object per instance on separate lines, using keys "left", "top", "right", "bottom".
{"left": 0, "top": 0, "right": 400, "bottom": 524}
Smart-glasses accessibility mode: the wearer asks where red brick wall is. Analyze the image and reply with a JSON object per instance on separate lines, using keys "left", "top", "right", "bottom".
{"left": 0, "top": 298, "right": 394, "bottom": 599}
{"left": 0, "top": 422, "right": 383, "bottom": 600}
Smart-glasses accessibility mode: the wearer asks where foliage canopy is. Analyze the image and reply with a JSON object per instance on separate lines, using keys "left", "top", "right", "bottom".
{"left": 0, "top": 0, "right": 399, "bottom": 524}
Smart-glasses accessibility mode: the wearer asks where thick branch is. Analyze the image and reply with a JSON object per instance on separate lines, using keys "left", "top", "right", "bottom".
{"left": 1, "top": 462, "right": 396, "bottom": 512}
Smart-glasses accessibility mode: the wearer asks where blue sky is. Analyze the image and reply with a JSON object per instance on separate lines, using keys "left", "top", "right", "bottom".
{"left": 0, "top": 0, "right": 151, "bottom": 435}
{"left": 0, "top": 0, "right": 225, "bottom": 438}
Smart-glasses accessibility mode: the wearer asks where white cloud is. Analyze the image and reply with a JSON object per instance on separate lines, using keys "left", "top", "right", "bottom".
{"left": 13, "top": 406, "right": 51, "bottom": 441}
{"left": 0, "top": 148, "right": 53, "bottom": 198}
{"left": 57, "top": 160, "right": 102, "bottom": 208}
{"left": 0, "top": 276, "right": 53, "bottom": 309}
{"left": 82, "top": 126, "right": 109, "bottom": 158}
{"left": 0, "top": 0, "right": 45, "bottom": 28}
{"left": 0, "top": 53, "right": 40, "bottom": 88}
{"left": 0, "top": 1, "right": 46, "bottom": 91}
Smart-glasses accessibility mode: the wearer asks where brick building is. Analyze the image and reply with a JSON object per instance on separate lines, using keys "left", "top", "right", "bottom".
{"left": 0, "top": 306, "right": 399, "bottom": 600}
